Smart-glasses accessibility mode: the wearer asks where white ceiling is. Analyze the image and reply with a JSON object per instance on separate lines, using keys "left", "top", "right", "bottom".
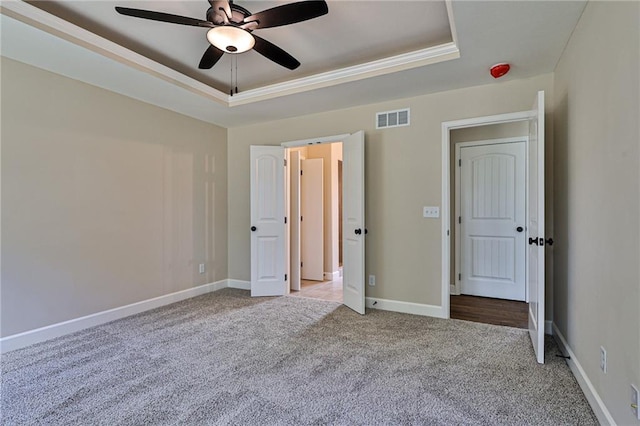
{"left": 0, "top": 0, "right": 586, "bottom": 128}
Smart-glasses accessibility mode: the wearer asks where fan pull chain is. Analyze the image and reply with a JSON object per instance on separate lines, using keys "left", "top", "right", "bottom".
{"left": 229, "top": 57, "right": 232, "bottom": 96}
{"left": 229, "top": 55, "right": 239, "bottom": 96}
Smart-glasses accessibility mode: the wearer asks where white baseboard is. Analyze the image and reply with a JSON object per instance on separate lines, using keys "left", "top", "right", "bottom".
{"left": 366, "top": 297, "right": 446, "bottom": 319}
{"left": 324, "top": 271, "right": 341, "bottom": 281}
{"left": 553, "top": 323, "right": 615, "bottom": 425}
{"left": 227, "top": 279, "right": 250, "bottom": 290}
{"left": 545, "top": 320, "right": 553, "bottom": 335}
{"left": 0, "top": 280, "right": 227, "bottom": 354}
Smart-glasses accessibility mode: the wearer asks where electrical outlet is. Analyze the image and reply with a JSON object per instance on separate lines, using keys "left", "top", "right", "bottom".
{"left": 631, "top": 384, "right": 639, "bottom": 419}
{"left": 368, "top": 275, "right": 376, "bottom": 286}
{"left": 600, "top": 346, "right": 607, "bottom": 373}
{"left": 423, "top": 206, "right": 440, "bottom": 218}
{"left": 199, "top": 264, "right": 205, "bottom": 274}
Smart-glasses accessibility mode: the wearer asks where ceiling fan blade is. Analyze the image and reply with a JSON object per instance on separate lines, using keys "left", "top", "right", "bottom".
{"left": 115, "top": 7, "right": 213, "bottom": 27}
{"left": 244, "top": 1, "right": 328, "bottom": 29}
{"left": 199, "top": 45, "right": 225, "bottom": 69}
{"left": 252, "top": 35, "right": 300, "bottom": 70}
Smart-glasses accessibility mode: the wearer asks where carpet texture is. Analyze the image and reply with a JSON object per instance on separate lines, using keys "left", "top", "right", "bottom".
{"left": 1, "top": 289, "right": 597, "bottom": 425}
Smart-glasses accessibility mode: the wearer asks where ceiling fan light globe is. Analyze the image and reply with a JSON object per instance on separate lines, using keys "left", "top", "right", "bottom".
{"left": 206, "top": 27, "right": 255, "bottom": 54}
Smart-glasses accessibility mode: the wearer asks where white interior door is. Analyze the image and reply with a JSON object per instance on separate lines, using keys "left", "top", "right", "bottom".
{"left": 459, "top": 141, "right": 526, "bottom": 301}
{"left": 301, "top": 158, "right": 324, "bottom": 281}
{"left": 250, "top": 146, "right": 287, "bottom": 297}
{"left": 527, "top": 91, "right": 546, "bottom": 364}
{"left": 290, "top": 151, "right": 301, "bottom": 291}
{"left": 342, "top": 131, "right": 365, "bottom": 314}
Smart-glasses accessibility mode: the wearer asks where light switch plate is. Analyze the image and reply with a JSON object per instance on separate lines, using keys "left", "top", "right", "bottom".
{"left": 423, "top": 206, "right": 440, "bottom": 218}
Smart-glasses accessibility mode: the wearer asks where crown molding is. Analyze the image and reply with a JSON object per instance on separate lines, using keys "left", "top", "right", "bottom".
{"left": 0, "top": 0, "right": 228, "bottom": 105}
{"left": 229, "top": 43, "right": 460, "bottom": 107}
{"left": 1, "top": 0, "right": 460, "bottom": 108}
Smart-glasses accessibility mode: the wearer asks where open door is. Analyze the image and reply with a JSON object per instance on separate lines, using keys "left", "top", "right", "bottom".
{"left": 289, "top": 151, "right": 301, "bottom": 291}
{"left": 527, "top": 91, "right": 545, "bottom": 363}
{"left": 301, "top": 158, "right": 324, "bottom": 281}
{"left": 342, "top": 131, "right": 365, "bottom": 314}
{"left": 250, "top": 146, "right": 287, "bottom": 297}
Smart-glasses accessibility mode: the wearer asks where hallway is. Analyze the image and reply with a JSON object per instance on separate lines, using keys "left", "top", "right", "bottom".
{"left": 289, "top": 278, "right": 343, "bottom": 303}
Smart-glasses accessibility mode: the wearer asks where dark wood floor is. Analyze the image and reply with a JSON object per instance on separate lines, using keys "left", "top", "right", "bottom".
{"left": 450, "top": 295, "right": 528, "bottom": 329}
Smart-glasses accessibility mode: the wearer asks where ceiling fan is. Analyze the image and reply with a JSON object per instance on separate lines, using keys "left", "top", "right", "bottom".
{"left": 115, "top": 0, "right": 328, "bottom": 71}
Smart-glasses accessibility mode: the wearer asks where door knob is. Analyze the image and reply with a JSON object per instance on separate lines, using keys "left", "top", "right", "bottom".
{"left": 545, "top": 238, "right": 554, "bottom": 246}
{"left": 251, "top": 226, "right": 257, "bottom": 232}
{"left": 354, "top": 228, "right": 362, "bottom": 235}
{"left": 516, "top": 226, "right": 524, "bottom": 232}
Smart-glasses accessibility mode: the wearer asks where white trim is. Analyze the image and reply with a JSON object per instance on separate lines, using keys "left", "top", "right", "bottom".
{"left": 441, "top": 109, "right": 537, "bottom": 320}
{"left": 553, "top": 324, "right": 615, "bottom": 425}
{"left": 366, "top": 297, "right": 446, "bottom": 319}
{"left": 228, "top": 44, "right": 460, "bottom": 106}
{"left": 0, "top": 280, "right": 227, "bottom": 354}
{"left": 281, "top": 134, "right": 351, "bottom": 148}
{"left": 1, "top": 1, "right": 459, "bottom": 108}
{"left": 444, "top": 111, "right": 535, "bottom": 130}
{"left": 324, "top": 271, "right": 341, "bottom": 281}
{"left": 0, "top": 0, "right": 228, "bottom": 105}
{"left": 441, "top": 123, "right": 452, "bottom": 318}
{"left": 227, "top": 279, "right": 251, "bottom": 290}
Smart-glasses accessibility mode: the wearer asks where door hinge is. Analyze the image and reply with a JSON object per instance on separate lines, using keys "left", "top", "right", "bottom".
{"left": 301, "top": 262, "right": 303, "bottom": 267}
{"left": 284, "top": 216, "right": 287, "bottom": 224}
{"left": 300, "top": 170, "right": 303, "bottom": 176}
{"left": 458, "top": 273, "right": 461, "bottom": 281}
{"left": 458, "top": 216, "right": 461, "bottom": 224}
{"left": 301, "top": 216, "right": 303, "bottom": 221}
{"left": 284, "top": 159, "right": 287, "bottom": 167}
{"left": 458, "top": 159, "right": 461, "bottom": 167}
{"left": 447, "top": 230, "right": 450, "bottom": 236}
{"left": 285, "top": 274, "right": 288, "bottom": 281}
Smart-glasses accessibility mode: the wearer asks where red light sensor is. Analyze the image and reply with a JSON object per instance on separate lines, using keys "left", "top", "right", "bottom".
{"left": 490, "top": 63, "right": 510, "bottom": 79}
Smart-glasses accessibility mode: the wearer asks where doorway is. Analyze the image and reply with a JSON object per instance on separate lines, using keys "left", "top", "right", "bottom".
{"left": 288, "top": 143, "right": 344, "bottom": 303}
{"left": 441, "top": 90, "right": 547, "bottom": 363}
{"left": 249, "top": 131, "right": 366, "bottom": 315}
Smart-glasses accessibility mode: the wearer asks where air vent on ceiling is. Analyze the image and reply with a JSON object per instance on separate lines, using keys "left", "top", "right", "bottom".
{"left": 376, "top": 108, "right": 410, "bottom": 129}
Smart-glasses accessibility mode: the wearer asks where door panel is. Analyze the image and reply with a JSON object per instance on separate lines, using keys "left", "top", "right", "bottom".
{"left": 528, "top": 91, "right": 546, "bottom": 364}
{"left": 301, "top": 158, "right": 324, "bottom": 281}
{"left": 460, "top": 142, "right": 526, "bottom": 301}
{"left": 250, "top": 146, "right": 286, "bottom": 297}
{"left": 290, "top": 151, "right": 301, "bottom": 291}
{"left": 342, "top": 131, "right": 365, "bottom": 314}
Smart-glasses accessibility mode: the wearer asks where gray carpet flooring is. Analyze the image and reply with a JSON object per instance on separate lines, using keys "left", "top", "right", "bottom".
{"left": 1, "top": 289, "right": 597, "bottom": 425}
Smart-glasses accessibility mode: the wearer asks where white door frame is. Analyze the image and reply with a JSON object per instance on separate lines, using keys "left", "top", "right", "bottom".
{"left": 282, "top": 134, "right": 350, "bottom": 288}
{"left": 454, "top": 137, "right": 528, "bottom": 298}
{"left": 441, "top": 111, "right": 535, "bottom": 318}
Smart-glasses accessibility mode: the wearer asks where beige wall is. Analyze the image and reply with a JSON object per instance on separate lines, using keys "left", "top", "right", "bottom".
{"left": 228, "top": 73, "right": 553, "bottom": 306}
{"left": 1, "top": 58, "right": 228, "bottom": 337}
{"left": 552, "top": 1, "right": 640, "bottom": 424}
